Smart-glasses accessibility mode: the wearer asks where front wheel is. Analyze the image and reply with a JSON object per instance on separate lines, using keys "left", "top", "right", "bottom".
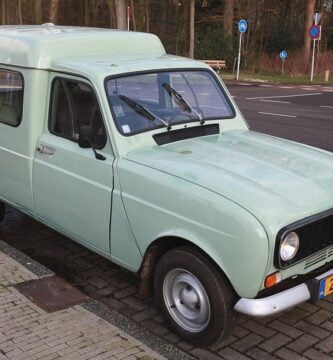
{"left": 0, "top": 202, "right": 5, "bottom": 223}
{"left": 154, "top": 247, "right": 237, "bottom": 346}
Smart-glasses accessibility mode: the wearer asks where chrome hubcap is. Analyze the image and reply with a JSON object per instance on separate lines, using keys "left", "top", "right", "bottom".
{"left": 163, "top": 268, "right": 211, "bottom": 333}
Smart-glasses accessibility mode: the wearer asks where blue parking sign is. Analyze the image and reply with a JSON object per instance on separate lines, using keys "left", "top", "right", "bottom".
{"left": 238, "top": 20, "right": 247, "bottom": 33}
{"left": 280, "top": 51, "right": 288, "bottom": 59}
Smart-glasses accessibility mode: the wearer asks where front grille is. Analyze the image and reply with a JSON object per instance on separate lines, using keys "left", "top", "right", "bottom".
{"left": 275, "top": 209, "right": 333, "bottom": 269}
{"left": 297, "top": 214, "right": 333, "bottom": 259}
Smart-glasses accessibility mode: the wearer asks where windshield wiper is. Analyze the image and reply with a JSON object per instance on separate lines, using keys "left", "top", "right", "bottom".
{"left": 119, "top": 95, "right": 171, "bottom": 130}
{"left": 162, "top": 83, "right": 205, "bottom": 125}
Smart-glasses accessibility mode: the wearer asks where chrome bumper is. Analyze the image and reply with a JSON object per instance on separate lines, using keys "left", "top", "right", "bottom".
{"left": 234, "top": 268, "right": 333, "bottom": 317}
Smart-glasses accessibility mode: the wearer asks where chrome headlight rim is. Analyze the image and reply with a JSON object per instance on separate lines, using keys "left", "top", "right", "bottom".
{"left": 279, "top": 231, "right": 300, "bottom": 262}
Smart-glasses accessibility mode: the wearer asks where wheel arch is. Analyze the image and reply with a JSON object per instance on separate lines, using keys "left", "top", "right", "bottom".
{"left": 138, "top": 235, "right": 238, "bottom": 298}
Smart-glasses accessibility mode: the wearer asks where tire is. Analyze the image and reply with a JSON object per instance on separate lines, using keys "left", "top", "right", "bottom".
{"left": 0, "top": 202, "right": 5, "bottom": 223}
{"left": 154, "top": 246, "right": 237, "bottom": 346}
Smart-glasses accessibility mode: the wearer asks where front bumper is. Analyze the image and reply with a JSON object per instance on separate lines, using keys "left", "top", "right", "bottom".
{"left": 234, "top": 268, "right": 333, "bottom": 316}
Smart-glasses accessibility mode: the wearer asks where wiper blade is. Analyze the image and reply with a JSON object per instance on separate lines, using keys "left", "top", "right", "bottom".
{"left": 162, "top": 83, "right": 205, "bottom": 125}
{"left": 119, "top": 95, "right": 171, "bottom": 130}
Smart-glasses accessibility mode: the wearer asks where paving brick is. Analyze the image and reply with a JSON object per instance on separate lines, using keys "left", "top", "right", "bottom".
{"left": 274, "top": 348, "right": 306, "bottom": 360}
{"left": 246, "top": 347, "right": 279, "bottom": 360}
{"left": 287, "top": 334, "right": 319, "bottom": 353}
{"left": 306, "top": 309, "right": 333, "bottom": 326}
{"left": 269, "top": 320, "right": 304, "bottom": 339}
{"left": 218, "top": 347, "right": 251, "bottom": 360}
{"left": 279, "top": 309, "right": 310, "bottom": 325}
{"left": 231, "top": 334, "right": 264, "bottom": 352}
{"left": 294, "top": 320, "right": 330, "bottom": 339}
{"left": 114, "top": 287, "right": 138, "bottom": 300}
{"left": 314, "top": 334, "right": 333, "bottom": 353}
{"left": 259, "top": 333, "right": 291, "bottom": 352}
{"left": 304, "top": 348, "right": 333, "bottom": 360}
{"left": 242, "top": 320, "right": 276, "bottom": 338}
{"left": 190, "top": 348, "right": 222, "bottom": 360}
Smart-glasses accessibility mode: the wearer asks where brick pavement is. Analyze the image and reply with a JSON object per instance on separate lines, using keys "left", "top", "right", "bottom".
{"left": 1, "top": 207, "right": 333, "bottom": 360}
{"left": 0, "top": 244, "right": 163, "bottom": 360}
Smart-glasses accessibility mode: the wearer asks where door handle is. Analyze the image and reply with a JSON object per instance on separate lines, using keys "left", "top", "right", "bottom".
{"left": 37, "top": 145, "right": 55, "bottom": 155}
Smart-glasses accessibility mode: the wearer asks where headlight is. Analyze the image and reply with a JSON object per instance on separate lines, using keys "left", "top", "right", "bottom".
{"left": 280, "top": 232, "right": 299, "bottom": 262}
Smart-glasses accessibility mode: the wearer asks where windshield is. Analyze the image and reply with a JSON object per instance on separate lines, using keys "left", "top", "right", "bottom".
{"left": 106, "top": 70, "right": 235, "bottom": 136}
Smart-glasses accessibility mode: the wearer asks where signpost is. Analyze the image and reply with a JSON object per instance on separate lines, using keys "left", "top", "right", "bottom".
{"left": 279, "top": 50, "right": 288, "bottom": 76}
{"left": 236, "top": 20, "right": 247, "bottom": 81}
{"left": 309, "top": 13, "right": 322, "bottom": 82}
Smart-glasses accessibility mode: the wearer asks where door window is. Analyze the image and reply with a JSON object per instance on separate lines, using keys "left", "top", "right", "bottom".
{"left": 49, "top": 78, "right": 107, "bottom": 149}
{"left": 0, "top": 69, "right": 24, "bottom": 127}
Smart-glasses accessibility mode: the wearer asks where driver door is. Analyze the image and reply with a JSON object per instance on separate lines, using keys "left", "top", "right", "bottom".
{"left": 33, "top": 74, "right": 114, "bottom": 255}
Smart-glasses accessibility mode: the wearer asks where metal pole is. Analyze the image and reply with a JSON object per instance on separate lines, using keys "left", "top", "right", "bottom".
{"left": 282, "top": 59, "right": 285, "bottom": 76}
{"left": 310, "top": 39, "right": 316, "bottom": 82}
{"left": 127, "top": 6, "right": 130, "bottom": 31}
{"left": 236, "top": 32, "right": 242, "bottom": 81}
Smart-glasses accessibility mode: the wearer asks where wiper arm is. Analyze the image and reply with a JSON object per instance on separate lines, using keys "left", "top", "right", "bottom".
{"left": 162, "top": 83, "right": 205, "bottom": 125}
{"left": 119, "top": 95, "right": 171, "bottom": 130}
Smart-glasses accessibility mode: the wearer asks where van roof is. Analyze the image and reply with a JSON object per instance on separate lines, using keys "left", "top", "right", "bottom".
{"left": 0, "top": 25, "right": 167, "bottom": 69}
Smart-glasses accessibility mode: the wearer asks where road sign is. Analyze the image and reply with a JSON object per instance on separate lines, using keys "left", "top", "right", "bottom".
{"left": 238, "top": 20, "right": 247, "bottom": 33}
{"left": 279, "top": 51, "right": 288, "bottom": 59}
{"left": 313, "top": 12, "right": 322, "bottom": 25}
{"left": 236, "top": 20, "right": 247, "bottom": 80}
{"left": 309, "top": 25, "right": 320, "bottom": 40}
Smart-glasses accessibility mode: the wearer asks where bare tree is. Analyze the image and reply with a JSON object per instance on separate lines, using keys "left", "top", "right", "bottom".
{"left": 2, "top": 0, "right": 6, "bottom": 25}
{"left": 85, "top": 0, "right": 90, "bottom": 26}
{"left": 304, "top": 0, "right": 316, "bottom": 60}
{"left": 189, "top": 0, "right": 195, "bottom": 58}
{"left": 18, "top": 0, "right": 22, "bottom": 24}
{"left": 224, "top": 0, "right": 234, "bottom": 37}
{"left": 115, "top": 0, "right": 127, "bottom": 30}
{"left": 34, "top": 0, "right": 42, "bottom": 24}
{"left": 49, "top": 0, "right": 59, "bottom": 24}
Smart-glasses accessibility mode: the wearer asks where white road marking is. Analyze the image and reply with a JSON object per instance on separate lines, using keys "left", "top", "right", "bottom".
{"left": 258, "top": 112, "right": 297, "bottom": 118}
{"left": 279, "top": 86, "right": 293, "bottom": 89}
{"left": 246, "top": 92, "right": 322, "bottom": 100}
{"left": 323, "top": 89, "right": 333, "bottom": 92}
{"left": 260, "top": 99, "right": 291, "bottom": 104}
{"left": 260, "top": 84, "right": 273, "bottom": 87}
{"left": 320, "top": 105, "right": 333, "bottom": 109}
{"left": 239, "top": 83, "right": 252, "bottom": 86}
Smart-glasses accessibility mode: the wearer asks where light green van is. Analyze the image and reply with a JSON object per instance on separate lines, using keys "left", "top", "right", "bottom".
{"left": 0, "top": 25, "right": 332, "bottom": 346}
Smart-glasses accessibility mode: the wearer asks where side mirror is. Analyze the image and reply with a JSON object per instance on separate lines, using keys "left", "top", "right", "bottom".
{"left": 78, "top": 125, "right": 94, "bottom": 148}
{"left": 78, "top": 125, "right": 106, "bottom": 161}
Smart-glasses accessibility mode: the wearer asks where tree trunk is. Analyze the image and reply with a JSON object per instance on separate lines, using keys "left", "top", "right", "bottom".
{"left": 34, "top": 0, "right": 42, "bottom": 24}
{"left": 49, "top": 0, "right": 59, "bottom": 24}
{"left": 18, "top": 0, "right": 22, "bottom": 24}
{"left": 2, "top": 0, "right": 6, "bottom": 25}
{"left": 224, "top": 0, "right": 234, "bottom": 37}
{"left": 304, "top": 0, "right": 316, "bottom": 60}
{"left": 130, "top": 0, "right": 136, "bottom": 31}
{"left": 107, "top": 0, "right": 116, "bottom": 28}
{"left": 85, "top": 0, "right": 90, "bottom": 26}
{"left": 115, "top": 0, "right": 127, "bottom": 30}
{"left": 146, "top": 0, "right": 149, "bottom": 32}
{"left": 189, "top": 0, "right": 195, "bottom": 58}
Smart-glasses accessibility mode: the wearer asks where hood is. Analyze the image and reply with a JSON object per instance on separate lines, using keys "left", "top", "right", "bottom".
{"left": 126, "top": 130, "right": 333, "bottom": 236}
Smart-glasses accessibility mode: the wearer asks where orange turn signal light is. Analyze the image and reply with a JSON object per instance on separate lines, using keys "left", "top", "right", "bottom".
{"left": 265, "top": 272, "right": 282, "bottom": 288}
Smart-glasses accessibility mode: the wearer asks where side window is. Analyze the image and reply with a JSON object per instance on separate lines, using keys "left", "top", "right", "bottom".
{"left": 0, "top": 69, "right": 24, "bottom": 127}
{"left": 49, "top": 78, "right": 107, "bottom": 149}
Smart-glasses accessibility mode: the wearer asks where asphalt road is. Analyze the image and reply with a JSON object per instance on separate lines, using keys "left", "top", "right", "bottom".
{"left": 227, "top": 82, "right": 333, "bottom": 152}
